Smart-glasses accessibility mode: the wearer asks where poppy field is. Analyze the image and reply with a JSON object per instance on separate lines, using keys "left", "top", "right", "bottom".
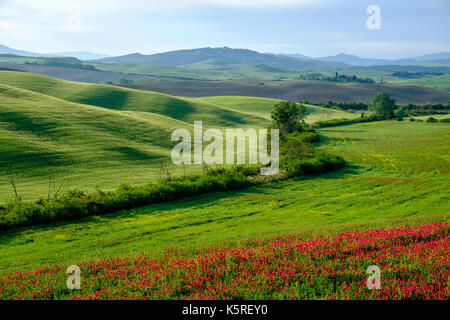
{"left": 0, "top": 221, "right": 448, "bottom": 300}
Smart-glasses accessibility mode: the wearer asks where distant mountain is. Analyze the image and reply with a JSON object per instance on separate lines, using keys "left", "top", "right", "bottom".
{"left": 51, "top": 51, "right": 111, "bottom": 60}
{"left": 0, "top": 44, "right": 109, "bottom": 60}
{"left": 411, "top": 52, "right": 450, "bottom": 61}
{"left": 315, "top": 53, "right": 394, "bottom": 67}
{"left": 3, "top": 43, "right": 450, "bottom": 70}
{"left": 0, "top": 44, "right": 44, "bottom": 57}
{"left": 93, "top": 47, "right": 349, "bottom": 71}
{"left": 312, "top": 52, "right": 450, "bottom": 67}
{"left": 280, "top": 53, "right": 311, "bottom": 59}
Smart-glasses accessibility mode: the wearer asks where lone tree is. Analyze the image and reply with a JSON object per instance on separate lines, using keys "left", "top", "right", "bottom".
{"left": 368, "top": 92, "right": 396, "bottom": 119}
{"left": 271, "top": 101, "right": 307, "bottom": 134}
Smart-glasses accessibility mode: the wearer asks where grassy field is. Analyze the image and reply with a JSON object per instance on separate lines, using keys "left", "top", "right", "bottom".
{"left": 0, "top": 72, "right": 271, "bottom": 201}
{"left": 0, "top": 72, "right": 268, "bottom": 127}
{"left": 196, "top": 96, "right": 362, "bottom": 122}
{"left": 1, "top": 120, "right": 448, "bottom": 273}
{"left": 0, "top": 71, "right": 366, "bottom": 201}
{"left": 388, "top": 74, "right": 450, "bottom": 91}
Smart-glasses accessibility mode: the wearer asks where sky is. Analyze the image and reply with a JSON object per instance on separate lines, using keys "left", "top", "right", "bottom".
{"left": 0, "top": 0, "right": 449, "bottom": 59}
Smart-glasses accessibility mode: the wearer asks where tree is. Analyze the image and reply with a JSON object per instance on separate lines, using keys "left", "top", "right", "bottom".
{"left": 368, "top": 92, "right": 396, "bottom": 119}
{"left": 271, "top": 101, "right": 308, "bottom": 134}
{"left": 396, "top": 107, "right": 405, "bottom": 121}
{"left": 118, "top": 78, "right": 133, "bottom": 85}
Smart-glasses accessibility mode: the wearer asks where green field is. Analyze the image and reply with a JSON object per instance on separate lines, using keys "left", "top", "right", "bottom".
{"left": 388, "top": 74, "right": 450, "bottom": 91}
{"left": 195, "top": 96, "right": 362, "bottom": 122}
{"left": 0, "top": 72, "right": 272, "bottom": 200}
{"left": 0, "top": 72, "right": 361, "bottom": 201}
{"left": 0, "top": 71, "right": 448, "bottom": 275}
{"left": 1, "top": 120, "right": 448, "bottom": 272}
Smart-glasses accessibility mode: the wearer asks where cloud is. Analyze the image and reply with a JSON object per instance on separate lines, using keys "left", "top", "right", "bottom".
{"left": 195, "top": 0, "right": 321, "bottom": 8}
{"left": 2, "top": 0, "right": 325, "bottom": 14}
{"left": 0, "top": 0, "right": 327, "bottom": 34}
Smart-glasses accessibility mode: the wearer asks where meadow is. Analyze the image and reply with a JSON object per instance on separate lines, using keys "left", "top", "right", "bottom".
{"left": 0, "top": 71, "right": 271, "bottom": 200}
{"left": 0, "top": 120, "right": 448, "bottom": 274}
{"left": 0, "top": 71, "right": 357, "bottom": 201}
{"left": 0, "top": 71, "right": 448, "bottom": 299}
{"left": 1, "top": 222, "right": 447, "bottom": 299}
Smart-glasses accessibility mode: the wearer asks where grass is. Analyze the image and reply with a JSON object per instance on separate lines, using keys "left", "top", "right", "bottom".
{"left": 0, "top": 120, "right": 448, "bottom": 273}
{"left": 0, "top": 72, "right": 273, "bottom": 200}
{"left": 195, "top": 96, "right": 362, "bottom": 122}
{"left": 388, "top": 74, "right": 450, "bottom": 91}
{"left": 0, "top": 71, "right": 268, "bottom": 127}
{"left": 2, "top": 221, "right": 447, "bottom": 299}
{"left": 0, "top": 72, "right": 364, "bottom": 201}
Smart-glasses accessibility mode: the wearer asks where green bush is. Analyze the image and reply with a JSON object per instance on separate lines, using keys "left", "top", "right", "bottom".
{"left": 314, "top": 115, "right": 379, "bottom": 128}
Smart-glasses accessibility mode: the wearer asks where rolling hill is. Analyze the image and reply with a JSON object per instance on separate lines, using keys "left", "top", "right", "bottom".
{"left": 0, "top": 62, "right": 159, "bottom": 83}
{"left": 0, "top": 71, "right": 267, "bottom": 127}
{"left": 285, "top": 52, "right": 450, "bottom": 67}
{"left": 94, "top": 47, "right": 348, "bottom": 71}
{"left": 195, "top": 96, "right": 361, "bottom": 122}
{"left": 0, "top": 71, "right": 446, "bottom": 202}
{"left": 0, "top": 71, "right": 270, "bottom": 200}
{"left": 0, "top": 44, "right": 109, "bottom": 60}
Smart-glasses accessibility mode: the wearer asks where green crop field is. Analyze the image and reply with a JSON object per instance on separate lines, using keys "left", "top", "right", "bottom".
{"left": 196, "top": 96, "right": 363, "bottom": 122}
{"left": 1, "top": 120, "right": 448, "bottom": 273}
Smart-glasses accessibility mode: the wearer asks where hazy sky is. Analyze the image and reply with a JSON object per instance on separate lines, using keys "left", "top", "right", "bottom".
{"left": 0, "top": 0, "right": 449, "bottom": 58}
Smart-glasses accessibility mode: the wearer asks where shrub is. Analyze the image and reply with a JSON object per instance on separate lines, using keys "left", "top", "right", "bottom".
{"left": 313, "top": 115, "right": 379, "bottom": 128}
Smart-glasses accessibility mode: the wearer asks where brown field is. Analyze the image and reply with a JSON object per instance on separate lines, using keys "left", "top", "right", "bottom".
{"left": 122, "top": 80, "right": 450, "bottom": 104}
{"left": 0, "top": 63, "right": 158, "bottom": 83}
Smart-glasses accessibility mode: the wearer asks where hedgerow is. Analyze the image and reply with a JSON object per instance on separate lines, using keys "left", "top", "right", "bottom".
{"left": 313, "top": 115, "right": 380, "bottom": 128}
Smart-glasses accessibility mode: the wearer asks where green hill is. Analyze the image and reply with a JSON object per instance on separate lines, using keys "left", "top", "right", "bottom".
{"left": 195, "top": 96, "right": 362, "bottom": 122}
{"left": 0, "top": 83, "right": 192, "bottom": 200}
{"left": 0, "top": 72, "right": 270, "bottom": 201}
{"left": 0, "top": 71, "right": 269, "bottom": 127}
{"left": 93, "top": 47, "right": 347, "bottom": 71}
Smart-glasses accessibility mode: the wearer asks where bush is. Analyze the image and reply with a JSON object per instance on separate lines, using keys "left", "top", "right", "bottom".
{"left": 313, "top": 115, "right": 379, "bottom": 128}
{"left": 440, "top": 117, "right": 450, "bottom": 123}
{"left": 281, "top": 152, "right": 345, "bottom": 178}
{"left": 426, "top": 117, "right": 438, "bottom": 123}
